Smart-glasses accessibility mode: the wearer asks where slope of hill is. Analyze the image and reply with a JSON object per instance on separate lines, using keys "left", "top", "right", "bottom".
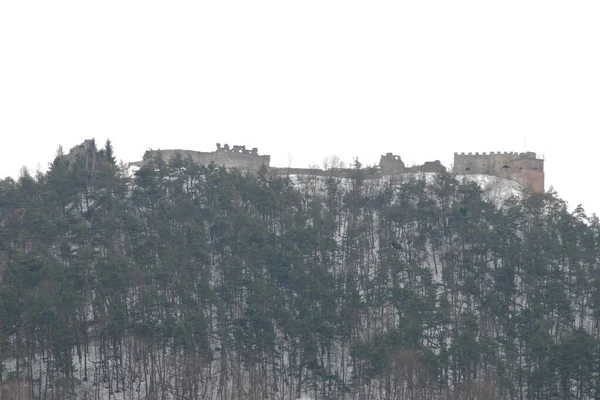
{"left": 1, "top": 148, "right": 596, "bottom": 400}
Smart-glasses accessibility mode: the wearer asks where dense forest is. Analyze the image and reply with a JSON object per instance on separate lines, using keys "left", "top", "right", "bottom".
{"left": 1, "top": 140, "right": 600, "bottom": 400}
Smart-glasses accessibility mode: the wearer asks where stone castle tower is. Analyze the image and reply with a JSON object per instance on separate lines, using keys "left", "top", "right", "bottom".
{"left": 453, "top": 151, "right": 544, "bottom": 192}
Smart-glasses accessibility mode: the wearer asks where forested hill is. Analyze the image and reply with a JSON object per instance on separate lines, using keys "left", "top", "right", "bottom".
{"left": 1, "top": 142, "right": 599, "bottom": 400}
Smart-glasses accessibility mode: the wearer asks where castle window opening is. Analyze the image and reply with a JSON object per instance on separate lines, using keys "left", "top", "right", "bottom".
{"left": 465, "top": 167, "right": 471, "bottom": 171}
{"left": 502, "top": 165, "right": 509, "bottom": 169}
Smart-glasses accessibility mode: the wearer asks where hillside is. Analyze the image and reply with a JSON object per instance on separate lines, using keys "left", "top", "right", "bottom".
{"left": 0, "top": 145, "right": 598, "bottom": 399}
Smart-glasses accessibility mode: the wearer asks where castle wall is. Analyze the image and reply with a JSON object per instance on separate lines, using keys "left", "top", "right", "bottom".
{"left": 379, "top": 153, "right": 406, "bottom": 174}
{"left": 509, "top": 158, "right": 544, "bottom": 171}
{"left": 453, "top": 152, "right": 544, "bottom": 192}
{"left": 510, "top": 169, "right": 544, "bottom": 193}
{"left": 378, "top": 154, "right": 446, "bottom": 174}
{"left": 128, "top": 142, "right": 544, "bottom": 193}
{"left": 141, "top": 147, "right": 270, "bottom": 171}
{"left": 453, "top": 153, "right": 492, "bottom": 174}
{"left": 407, "top": 160, "right": 446, "bottom": 173}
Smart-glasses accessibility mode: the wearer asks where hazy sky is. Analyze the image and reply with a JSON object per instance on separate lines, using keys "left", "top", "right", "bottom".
{"left": 1, "top": 2, "right": 599, "bottom": 213}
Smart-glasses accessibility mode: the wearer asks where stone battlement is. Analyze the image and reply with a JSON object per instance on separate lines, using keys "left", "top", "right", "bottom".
{"left": 454, "top": 151, "right": 538, "bottom": 158}
{"left": 215, "top": 143, "right": 260, "bottom": 155}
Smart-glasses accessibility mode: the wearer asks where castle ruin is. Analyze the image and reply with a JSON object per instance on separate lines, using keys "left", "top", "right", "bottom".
{"left": 128, "top": 143, "right": 545, "bottom": 193}
{"left": 133, "top": 143, "right": 271, "bottom": 172}
{"left": 379, "top": 153, "right": 447, "bottom": 175}
{"left": 453, "top": 151, "right": 544, "bottom": 193}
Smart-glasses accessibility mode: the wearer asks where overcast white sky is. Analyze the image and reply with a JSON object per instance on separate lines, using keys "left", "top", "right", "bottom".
{"left": 1, "top": 2, "right": 599, "bottom": 213}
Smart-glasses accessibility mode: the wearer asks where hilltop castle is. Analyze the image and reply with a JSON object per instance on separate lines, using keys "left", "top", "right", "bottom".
{"left": 130, "top": 143, "right": 545, "bottom": 193}
{"left": 453, "top": 151, "right": 544, "bottom": 193}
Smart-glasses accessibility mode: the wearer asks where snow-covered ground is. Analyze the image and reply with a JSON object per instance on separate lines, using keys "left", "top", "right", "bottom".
{"left": 287, "top": 172, "right": 523, "bottom": 207}
{"left": 458, "top": 173, "right": 522, "bottom": 205}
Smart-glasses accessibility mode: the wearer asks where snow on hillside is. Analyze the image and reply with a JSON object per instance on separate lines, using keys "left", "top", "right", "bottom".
{"left": 287, "top": 172, "right": 523, "bottom": 208}
{"left": 457, "top": 173, "right": 523, "bottom": 206}
{"left": 125, "top": 164, "right": 524, "bottom": 209}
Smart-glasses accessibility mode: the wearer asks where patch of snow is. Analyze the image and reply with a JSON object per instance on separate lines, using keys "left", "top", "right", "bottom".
{"left": 457, "top": 174, "right": 523, "bottom": 207}
{"left": 287, "top": 172, "right": 523, "bottom": 209}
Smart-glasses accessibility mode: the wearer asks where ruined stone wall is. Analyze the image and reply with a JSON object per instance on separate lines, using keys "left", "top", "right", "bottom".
{"left": 407, "top": 160, "right": 446, "bottom": 173}
{"left": 139, "top": 144, "right": 270, "bottom": 171}
{"left": 379, "top": 153, "right": 406, "bottom": 174}
{"left": 127, "top": 141, "right": 544, "bottom": 193}
{"left": 379, "top": 154, "right": 446, "bottom": 174}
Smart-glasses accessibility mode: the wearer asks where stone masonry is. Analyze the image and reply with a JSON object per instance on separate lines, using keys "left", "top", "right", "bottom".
{"left": 133, "top": 143, "right": 271, "bottom": 172}
{"left": 379, "top": 153, "right": 447, "bottom": 175}
{"left": 453, "top": 151, "right": 544, "bottom": 192}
